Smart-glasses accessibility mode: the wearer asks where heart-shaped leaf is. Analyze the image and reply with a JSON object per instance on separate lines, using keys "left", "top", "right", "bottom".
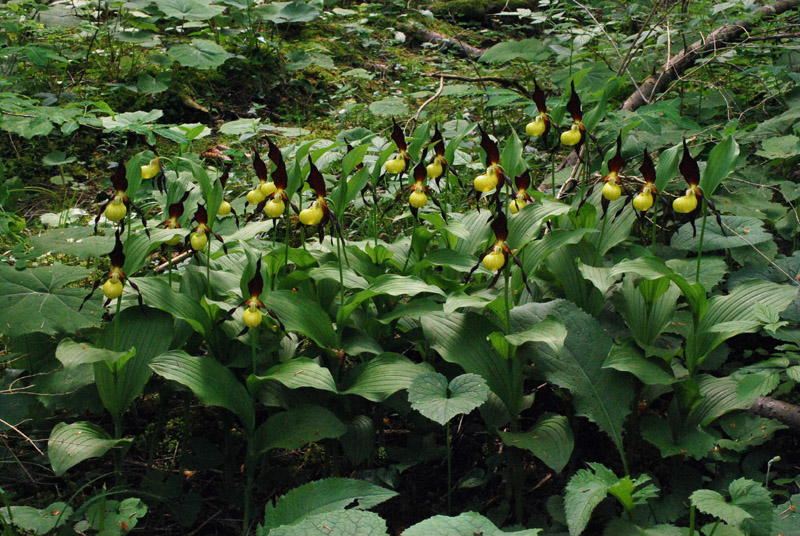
{"left": 408, "top": 372, "right": 489, "bottom": 426}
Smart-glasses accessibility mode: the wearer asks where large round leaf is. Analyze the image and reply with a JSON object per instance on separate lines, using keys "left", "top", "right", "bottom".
{"left": 168, "top": 39, "right": 228, "bottom": 69}
{"left": 408, "top": 372, "right": 489, "bottom": 426}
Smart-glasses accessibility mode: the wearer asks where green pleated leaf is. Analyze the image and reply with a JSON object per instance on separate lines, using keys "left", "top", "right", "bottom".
{"left": 261, "top": 478, "right": 397, "bottom": 533}
{"left": 248, "top": 358, "right": 337, "bottom": 394}
{"left": 408, "top": 372, "right": 489, "bottom": 426}
{"left": 150, "top": 351, "right": 255, "bottom": 434}
{"left": 499, "top": 413, "right": 574, "bottom": 472}
{"left": 403, "top": 511, "right": 541, "bottom": 535}
{"left": 55, "top": 339, "right": 134, "bottom": 368}
{"left": 255, "top": 405, "right": 346, "bottom": 453}
{"left": 343, "top": 353, "right": 432, "bottom": 402}
{"left": 521, "top": 228, "right": 596, "bottom": 274}
{"left": 338, "top": 274, "right": 445, "bottom": 324}
{"left": 671, "top": 216, "right": 771, "bottom": 251}
{"left": 0, "top": 263, "right": 101, "bottom": 338}
{"left": 504, "top": 315, "right": 567, "bottom": 353}
{"left": 48, "top": 421, "right": 130, "bottom": 476}
{"left": 133, "top": 276, "right": 212, "bottom": 335}
{"left": 687, "top": 375, "right": 760, "bottom": 427}
{"left": 654, "top": 143, "right": 681, "bottom": 193}
{"left": 603, "top": 344, "right": 676, "bottom": 385}
{"left": 340, "top": 415, "right": 374, "bottom": 465}
{"left": 264, "top": 290, "right": 338, "bottom": 350}
{"left": 699, "top": 136, "right": 739, "bottom": 196}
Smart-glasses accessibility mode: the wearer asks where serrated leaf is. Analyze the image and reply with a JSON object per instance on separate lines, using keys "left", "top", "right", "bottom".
{"left": 402, "top": 511, "right": 541, "bottom": 535}
{"left": 511, "top": 301, "right": 633, "bottom": 463}
{"left": 408, "top": 373, "right": 489, "bottom": 426}
{"left": 499, "top": 413, "right": 574, "bottom": 472}
{"left": 479, "top": 38, "right": 544, "bottom": 64}
{"left": 640, "top": 415, "right": 716, "bottom": 459}
{"left": 564, "top": 463, "right": 619, "bottom": 536}
{"left": 48, "top": 421, "right": 130, "bottom": 476}
{"left": 255, "top": 405, "right": 346, "bottom": 453}
{"left": 0, "top": 263, "right": 101, "bottom": 338}
{"left": 0, "top": 502, "right": 73, "bottom": 534}
{"left": 268, "top": 510, "right": 388, "bottom": 535}
{"left": 261, "top": 478, "right": 397, "bottom": 532}
{"left": 150, "top": 351, "right": 255, "bottom": 434}
{"left": 691, "top": 479, "right": 772, "bottom": 536}
{"left": 28, "top": 227, "right": 115, "bottom": 260}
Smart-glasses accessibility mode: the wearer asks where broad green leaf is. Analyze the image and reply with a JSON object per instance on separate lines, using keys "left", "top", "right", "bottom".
{"left": 671, "top": 216, "right": 771, "bottom": 251}
{"left": 255, "top": 405, "right": 346, "bottom": 452}
{"left": 48, "top": 421, "right": 130, "bottom": 476}
{"left": 338, "top": 274, "right": 446, "bottom": 324}
{"left": 403, "top": 511, "right": 541, "bottom": 535}
{"left": 340, "top": 415, "right": 374, "bottom": 465}
{"left": 499, "top": 128, "right": 524, "bottom": 179}
{"left": 666, "top": 257, "right": 728, "bottom": 292}
{"left": 564, "top": 463, "right": 619, "bottom": 536}
{"left": 0, "top": 502, "right": 73, "bottom": 534}
{"left": 499, "top": 413, "right": 574, "bottom": 472}
{"left": 617, "top": 276, "right": 680, "bottom": 347}
{"left": 343, "top": 353, "right": 433, "bottom": 402}
{"left": 168, "top": 39, "right": 228, "bottom": 69}
{"left": 504, "top": 315, "right": 567, "bottom": 353}
{"left": 268, "top": 510, "right": 388, "bottom": 536}
{"left": 264, "top": 290, "right": 337, "bottom": 350}
{"left": 602, "top": 519, "right": 683, "bottom": 536}
{"left": 603, "top": 344, "right": 676, "bottom": 385}
{"left": 687, "top": 375, "right": 760, "bottom": 427}
{"left": 101, "top": 110, "right": 163, "bottom": 130}
{"left": 55, "top": 339, "right": 133, "bottom": 368}
{"left": 137, "top": 72, "right": 170, "bottom": 93}
{"left": 369, "top": 97, "right": 408, "bottom": 117}
{"left": 508, "top": 198, "right": 572, "bottom": 247}
{"left": 248, "top": 358, "right": 337, "bottom": 394}
{"left": 479, "top": 38, "right": 544, "bottom": 64}
{"left": 654, "top": 143, "right": 681, "bottom": 193}
{"left": 421, "top": 312, "right": 519, "bottom": 416}
{"left": 150, "top": 351, "right": 255, "bottom": 434}
{"left": 94, "top": 307, "right": 173, "bottom": 417}
{"left": 699, "top": 136, "right": 739, "bottom": 196}
{"left": 512, "top": 301, "right": 633, "bottom": 461}
{"left": 691, "top": 479, "right": 772, "bottom": 536}
{"left": 755, "top": 134, "right": 800, "bottom": 160}
{"left": 28, "top": 227, "right": 114, "bottom": 260}
{"left": 132, "top": 277, "right": 212, "bottom": 335}
{"left": 157, "top": 0, "right": 225, "bottom": 20}
{"left": 0, "top": 263, "right": 101, "bottom": 338}
{"left": 408, "top": 373, "right": 489, "bottom": 426}
{"left": 521, "top": 228, "right": 596, "bottom": 274}
{"left": 261, "top": 478, "right": 397, "bottom": 532}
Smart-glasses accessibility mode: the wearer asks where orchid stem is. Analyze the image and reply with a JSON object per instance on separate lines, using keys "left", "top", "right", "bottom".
{"left": 403, "top": 216, "right": 418, "bottom": 272}
{"left": 696, "top": 199, "right": 708, "bottom": 284}
{"left": 651, "top": 208, "right": 658, "bottom": 255}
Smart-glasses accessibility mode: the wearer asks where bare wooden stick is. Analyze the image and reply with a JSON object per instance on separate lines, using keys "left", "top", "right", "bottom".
{"left": 621, "top": 0, "right": 800, "bottom": 111}
{"left": 749, "top": 396, "right": 800, "bottom": 434}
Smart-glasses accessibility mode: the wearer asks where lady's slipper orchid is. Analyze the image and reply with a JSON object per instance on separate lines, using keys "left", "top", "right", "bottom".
{"left": 465, "top": 211, "right": 532, "bottom": 294}
{"left": 509, "top": 171, "right": 535, "bottom": 214}
{"left": 218, "top": 257, "right": 284, "bottom": 336}
{"left": 384, "top": 119, "right": 410, "bottom": 175}
{"left": 473, "top": 127, "right": 507, "bottom": 209}
{"left": 525, "top": 80, "right": 551, "bottom": 138}
{"left": 298, "top": 156, "right": 345, "bottom": 241}
{"left": 157, "top": 190, "right": 190, "bottom": 246}
{"left": 187, "top": 203, "right": 227, "bottom": 253}
{"left": 672, "top": 139, "right": 726, "bottom": 237}
{"left": 385, "top": 149, "right": 447, "bottom": 221}
{"left": 79, "top": 231, "right": 144, "bottom": 310}
{"left": 632, "top": 150, "right": 658, "bottom": 213}
{"left": 94, "top": 162, "right": 150, "bottom": 236}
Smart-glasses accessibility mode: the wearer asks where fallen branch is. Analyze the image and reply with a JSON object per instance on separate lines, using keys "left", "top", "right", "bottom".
{"left": 749, "top": 396, "right": 800, "bottom": 434}
{"left": 403, "top": 24, "right": 485, "bottom": 58}
{"left": 621, "top": 0, "right": 800, "bottom": 111}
